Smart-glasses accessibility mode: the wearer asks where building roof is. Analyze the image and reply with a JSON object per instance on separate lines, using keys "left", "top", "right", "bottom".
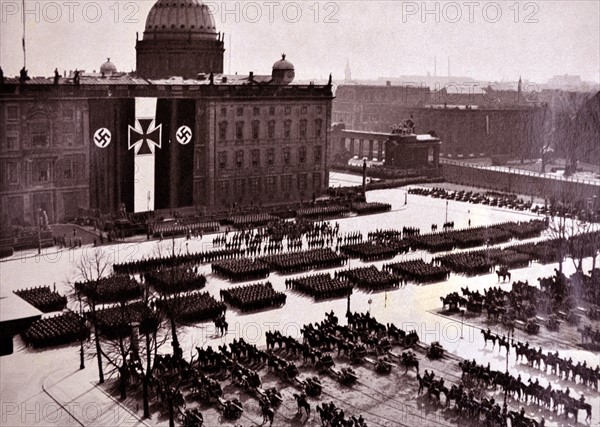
{"left": 0, "top": 294, "right": 42, "bottom": 324}
{"left": 144, "top": 0, "right": 218, "bottom": 40}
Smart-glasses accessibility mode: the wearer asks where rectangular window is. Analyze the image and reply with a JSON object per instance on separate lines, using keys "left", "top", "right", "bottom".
{"left": 219, "top": 180, "right": 229, "bottom": 192}
{"left": 236, "top": 107, "right": 244, "bottom": 116}
{"left": 6, "top": 136, "right": 18, "bottom": 150}
{"left": 282, "top": 175, "right": 292, "bottom": 191}
{"left": 63, "top": 160, "right": 74, "bottom": 179}
{"left": 5, "top": 162, "right": 19, "bottom": 184}
{"left": 251, "top": 149, "right": 260, "bottom": 167}
{"left": 266, "top": 176, "right": 276, "bottom": 193}
{"left": 266, "top": 148, "right": 275, "bottom": 166}
{"left": 299, "top": 119, "right": 307, "bottom": 139}
{"left": 268, "top": 121, "right": 275, "bottom": 139}
{"left": 315, "top": 119, "right": 323, "bottom": 138}
{"left": 218, "top": 151, "right": 227, "bottom": 169}
{"left": 285, "top": 106, "right": 291, "bottom": 116}
{"left": 313, "top": 172, "right": 322, "bottom": 190}
{"left": 269, "top": 106, "right": 276, "bottom": 116}
{"left": 219, "top": 121, "right": 228, "bottom": 140}
{"left": 235, "top": 179, "right": 245, "bottom": 194}
{"left": 31, "top": 121, "right": 50, "bottom": 148}
{"left": 282, "top": 147, "right": 291, "bottom": 165}
{"left": 235, "top": 150, "right": 244, "bottom": 168}
{"left": 284, "top": 120, "right": 291, "bottom": 139}
{"left": 251, "top": 120, "right": 260, "bottom": 140}
{"left": 235, "top": 121, "right": 244, "bottom": 141}
{"left": 33, "top": 160, "right": 52, "bottom": 182}
{"left": 299, "top": 146, "right": 306, "bottom": 163}
{"left": 7, "top": 105, "right": 19, "bottom": 120}
{"left": 249, "top": 178, "right": 260, "bottom": 193}
{"left": 253, "top": 107, "right": 260, "bottom": 116}
{"left": 298, "top": 173, "right": 307, "bottom": 190}
{"left": 301, "top": 106, "right": 307, "bottom": 114}
{"left": 221, "top": 107, "right": 227, "bottom": 116}
{"left": 314, "top": 146, "right": 322, "bottom": 163}
{"left": 317, "top": 106, "right": 323, "bottom": 114}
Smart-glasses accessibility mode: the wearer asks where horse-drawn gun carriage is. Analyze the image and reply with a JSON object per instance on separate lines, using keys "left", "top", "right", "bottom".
{"left": 256, "top": 387, "right": 283, "bottom": 406}
{"left": 365, "top": 356, "right": 394, "bottom": 374}
{"left": 374, "top": 337, "right": 392, "bottom": 355}
{"left": 391, "top": 350, "right": 420, "bottom": 374}
{"left": 427, "top": 342, "right": 444, "bottom": 359}
{"left": 179, "top": 408, "right": 203, "bottom": 427}
{"left": 315, "top": 353, "right": 335, "bottom": 371}
{"left": 217, "top": 397, "right": 243, "bottom": 419}
{"left": 349, "top": 345, "right": 367, "bottom": 364}
{"left": 295, "top": 376, "right": 323, "bottom": 397}
{"left": 330, "top": 366, "right": 359, "bottom": 385}
{"left": 546, "top": 314, "right": 560, "bottom": 331}
{"left": 193, "top": 375, "right": 223, "bottom": 403}
{"left": 514, "top": 319, "right": 540, "bottom": 335}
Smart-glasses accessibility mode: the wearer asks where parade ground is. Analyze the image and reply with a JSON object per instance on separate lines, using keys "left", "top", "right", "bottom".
{"left": 1, "top": 173, "right": 598, "bottom": 427}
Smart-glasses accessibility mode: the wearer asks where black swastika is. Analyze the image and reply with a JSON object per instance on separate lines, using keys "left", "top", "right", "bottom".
{"left": 177, "top": 126, "right": 192, "bottom": 144}
{"left": 94, "top": 128, "right": 111, "bottom": 148}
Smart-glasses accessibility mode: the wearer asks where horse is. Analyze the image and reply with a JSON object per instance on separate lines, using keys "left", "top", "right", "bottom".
{"left": 259, "top": 399, "right": 274, "bottom": 426}
{"left": 399, "top": 351, "right": 419, "bottom": 374}
{"left": 497, "top": 335, "right": 510, "bottom": 353}
{"left": 496, "top": 267, "right": 511, "bottom": 282}
{"left": 293, "top": 393, "right": 310, "bottom": 418}
{"left": 481, "top": 329, "right": 497, "bottom": 348}
{"left": 316, "top": 404, "right": 333, "bottom": 426}
{"left": 214, "top": 315, "right": 228, "bottom": 336}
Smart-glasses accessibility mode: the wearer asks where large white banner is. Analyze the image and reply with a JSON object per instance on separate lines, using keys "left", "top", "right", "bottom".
{"left": 132, "top": 98, "right": 158, "bottom": 213}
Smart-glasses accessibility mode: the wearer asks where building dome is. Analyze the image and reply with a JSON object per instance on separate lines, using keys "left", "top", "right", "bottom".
{"left": 271, "top": 54, "right": 295, "bottom": 85}
{"left": 100, "top": 58, "right": 117, "bottom": 75}
{"left": 273, "top": 54, "right": 294, "bottom": 71}
{"left": 144, "top": 0, "right": 218, "bottom": 40}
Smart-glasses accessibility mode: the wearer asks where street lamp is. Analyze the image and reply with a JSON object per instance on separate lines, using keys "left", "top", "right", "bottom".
{"left": 78, "top": 290, "right": 85, "bottom": 370}
{"left": 503, "top": 327, "right": 513, "bottom": 407}
{"left": 368, "top": 298, "right": 372, "bottom": 314}
{"left": 37, "top": 208, "right": 42, "bottom": 255}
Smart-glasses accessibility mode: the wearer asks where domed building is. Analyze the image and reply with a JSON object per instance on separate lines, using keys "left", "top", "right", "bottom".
{"left": 100, "top": 58, "right": 117, "bottom": 76}
{"left": 136, "top": 0, "right": 224, "bottom": 79}
{"left": 271, "top": 54, "right": 295, "bottom": 85}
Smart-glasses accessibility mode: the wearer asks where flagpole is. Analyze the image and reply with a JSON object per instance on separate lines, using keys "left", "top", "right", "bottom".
{"left": 22, "top": 0, "right": 26, "bottom": 68}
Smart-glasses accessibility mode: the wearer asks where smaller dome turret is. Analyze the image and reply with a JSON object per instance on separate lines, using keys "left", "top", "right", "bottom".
{"left": 100, "top": 58, "right": 117, "bottom": 76}
{"left": 271, "top": 54, "right": 295, "bottom": 85}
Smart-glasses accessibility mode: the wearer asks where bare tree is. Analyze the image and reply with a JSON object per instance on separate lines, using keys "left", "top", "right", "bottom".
{"left": 73, "top": 247, "right": 112, "bottom": 384}
{"left": 137, "top": 281, "right": 168, "bottom": 418}
{"left": 152, "top": 238, "right": 188, "bottom": 357}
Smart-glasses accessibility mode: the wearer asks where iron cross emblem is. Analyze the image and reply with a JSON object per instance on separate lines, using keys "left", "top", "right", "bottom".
{"left": 128, "top": 119, "right": 162, "bottom": 155}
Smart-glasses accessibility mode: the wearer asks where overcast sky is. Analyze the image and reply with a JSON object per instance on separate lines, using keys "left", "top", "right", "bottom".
{"left": 1, "top": 1, "right": 599, "bottom": 83}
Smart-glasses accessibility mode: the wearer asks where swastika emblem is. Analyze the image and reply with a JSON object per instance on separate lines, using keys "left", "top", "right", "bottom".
{"left": 93, "top": 128, "right": 111, "bottom": 148}
{"left": 176, "top": 125, "right": 192, "bottom": 145}
{"left": 128, "top": 119, "right": 162, "bottom": 155}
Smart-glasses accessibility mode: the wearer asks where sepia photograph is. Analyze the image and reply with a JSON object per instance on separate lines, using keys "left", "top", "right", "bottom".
{"left": 0, "top": 1, "right": 599, "bottom": 426}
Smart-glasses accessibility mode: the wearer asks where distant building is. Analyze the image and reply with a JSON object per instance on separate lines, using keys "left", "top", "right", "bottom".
{"left": 344, "top": 60, "right": 352, "bottom": 83}
{"left": 331, "top": 124, "right": 441, "bottom": 171}
{"left": 332, "top": 83, "right": 546, "bottom": 160}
